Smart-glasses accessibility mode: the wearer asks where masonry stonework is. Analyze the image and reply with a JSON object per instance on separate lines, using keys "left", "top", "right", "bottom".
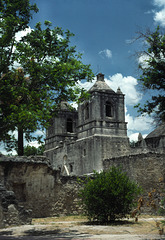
{"left": 0, "top": 73, "right": 165, "bottom": 227}
{"left": 0, "top": 156, "right": 83, "bottom": 224}
{"left": 45, "top": 73, "right": 130, "bottom": 175}
{"left": 0, "top": 151, "right": 165, "bottom": 227}
{"left": 103, "top": 152, "right": 165, "bottom": 192}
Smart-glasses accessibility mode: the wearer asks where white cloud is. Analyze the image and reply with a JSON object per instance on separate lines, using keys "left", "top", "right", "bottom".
{"left": 153, "top": 0, "right": 165, "bottom": 26}
{"left": 128, "top": 132, "right": 148, "bottom": 142}
{"left": 128, "top": 132, "right": 139, "bottom": 142}
{"left": 138, "top": 54, "right": 151, "bottom": 69}
{"left": 0, "top": 144, "right": 17, "bottom": 155}
{"left": 15, "top": 27, "right": 32, "bottom": 42}
{"left": 99, "top": 49, "right": 112, "bottom": 59}
{"left": 154, "top": 8, "right": 165, "bottom": 26}
{"left": 11, "top": 27, "right": 32, "bottom": 69}
{"left": 153, "top": 0, "right": 165, "bottom": 7}
{"left": 125, "top": 106, "right": 152, "bottom": 141}
{"left": 78, "top": 77, "right": 97, "bottom": 91}
{"left": 79, "top": 74, "right": 142, "bottom": 106}
{"left": 138, "top": 50, "right": 165, "bottom": 71}
{"left": 125, "top": 111, "right": 152, "bottom": 132}
{"left": 28, "top": 141, "right": 41, "bottom": 148}
{"left": 105, "top": 74, "right": 142, "bottom": 105}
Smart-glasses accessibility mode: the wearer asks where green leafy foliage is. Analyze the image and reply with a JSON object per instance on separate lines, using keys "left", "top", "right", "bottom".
{"left": 0, "top": 1, "right": 94, "bottom": 155}
{"left": 78, "top": 167, "right": 141, "bottom": 223}
{"left": 24, "top": 144, "right": 45, "bottom": 156}
{"left": 135, "top": 26, "right": 165, "bottom": 124}
{"left": 0, "top": 0, "right": 38, "bottom": 73}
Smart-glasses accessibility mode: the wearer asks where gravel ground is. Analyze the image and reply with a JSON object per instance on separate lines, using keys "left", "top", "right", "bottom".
{"left": 0, "top": 217, "right": 165, "bottom": 240}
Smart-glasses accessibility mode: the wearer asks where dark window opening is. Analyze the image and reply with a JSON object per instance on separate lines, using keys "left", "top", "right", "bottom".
{"left": 67, "top": 118, "right": 73, "bottom": 132}
{"left": 106, "top": 101, "right": 113, "bottom": 117}
{"left": 83, "top": 149, "right": 86, "bottom": 156}
{"left": 85, "top": 103, "right": 89, "bottom": 120}
{"left": 70, "top": 164, "right": 73, "bottom": 173}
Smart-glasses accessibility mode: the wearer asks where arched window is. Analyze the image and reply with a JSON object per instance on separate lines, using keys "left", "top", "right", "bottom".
{"left": 66, "top": 118, "right": 73, "bottom": 132}
{"left": 106, "top": 101, "right": 113, "bottom": 117}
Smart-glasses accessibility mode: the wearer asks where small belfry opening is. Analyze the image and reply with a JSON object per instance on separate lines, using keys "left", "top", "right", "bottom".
{"left": 85, "top": 103, "right": 89, "bottom": 120}
{"left": 66, "top": 118, "right": 73, "bottom": 132}
{"left": 106, "top": 101, "right": 113, "bottom": 117}
{"left": 69, "top": 163, "right": 73, "bottom": 173}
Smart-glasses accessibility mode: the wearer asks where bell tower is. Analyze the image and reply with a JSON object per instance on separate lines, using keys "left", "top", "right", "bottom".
{"left": 45, "top": 101, "right": 78, "bottom": 155}
{"left": 44, "top": 73, "right": 130, "bottom": 175}
{"left": 77, "top": 73, "right": 127, "bottom": 139}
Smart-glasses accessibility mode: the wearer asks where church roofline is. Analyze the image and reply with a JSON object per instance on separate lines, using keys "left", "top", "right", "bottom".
{"left": 88, "top": 73, "right": 115, "bottom": 93}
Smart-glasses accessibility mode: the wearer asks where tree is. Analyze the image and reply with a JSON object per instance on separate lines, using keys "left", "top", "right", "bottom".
{"left": 0, "top": 2, "right": 94, "bottom": 155}
{"left": 24, "top": 144, "right": 45, "bottom": 156}
{"left": 135, "top": 26, "right": 165, "bottom": 124}
{"left": 0, "top": 0, "right": 38, "bottom": 152}
{"left": 0, "top": 0, "right": 38, "bottom": 74}
{"left": 78, "top": 167, "right": 141, "bottom": 223}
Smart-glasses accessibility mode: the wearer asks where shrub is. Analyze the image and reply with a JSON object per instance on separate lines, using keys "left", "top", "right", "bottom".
{"left": 78, "top": 166, "right": 142, "bottom": 223}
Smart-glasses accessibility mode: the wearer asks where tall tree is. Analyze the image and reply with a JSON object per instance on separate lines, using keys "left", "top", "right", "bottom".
{"left": 0, "top": 0, "right": 38, "bottom": 148}
{"left": 135, "top": 26, "right": 165, "bottom": 124}
{"left": 0, "top": 0, "right": 38, "bottom": 73}
{"left": 0, "top": 13, "right": 94, "bottom": 155}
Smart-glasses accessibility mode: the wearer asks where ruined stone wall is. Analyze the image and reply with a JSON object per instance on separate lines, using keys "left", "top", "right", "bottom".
{"left": 0, "top": 183, "right": 31, "bottom": 228}
{"left": 103, "top": 152, "right": 165, "bottom": 191}
{"left": 0, "top": 156, "right": 82, "bottom": 222}
{"left": 0, "top": 152, "right": 165, "bottom": 227}
{"left": 103, "top": 152, "right": 165, "bottom": 212}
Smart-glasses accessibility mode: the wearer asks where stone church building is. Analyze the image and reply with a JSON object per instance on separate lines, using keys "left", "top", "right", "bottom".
{"left": 44, "top": 73, "right": 130, "bottom": 175}
{"left": 0, "top": 73, "right": 165, "bottom": 226}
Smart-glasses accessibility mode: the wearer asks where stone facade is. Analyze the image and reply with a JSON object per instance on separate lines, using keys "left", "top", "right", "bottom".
{"left": 0, "top": 182, "right": 31, "bottom": 228}
{"left": 0, "top": 152, "right": 164, "bottom": 224}
{"left": 45, "top": 73, "right": 130, "bottom": 175}
{"left": 103, "top": 152, "right": 165, "bottom": 192}
{"left": 103, "top": 152, "right": 165, "bottom": 213}
{"left": 0, "top": 156, "right": 83, "bottom": 223}
{"left": 0, "top": 73, "right": 164, "bottom": 227}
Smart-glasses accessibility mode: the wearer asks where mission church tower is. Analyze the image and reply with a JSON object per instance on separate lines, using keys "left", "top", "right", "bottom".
{"left": 44, "top": 73, "right": 130, "bottom": 175}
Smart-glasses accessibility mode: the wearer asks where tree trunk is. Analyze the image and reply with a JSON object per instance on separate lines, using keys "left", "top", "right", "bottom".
{"left": 18, "top": 127, "right": 24, "bottom": 156}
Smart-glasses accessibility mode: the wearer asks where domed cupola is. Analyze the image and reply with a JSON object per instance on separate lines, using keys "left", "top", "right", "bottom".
{"left": 89, "top": 73, "right": 115, "bottom": 93}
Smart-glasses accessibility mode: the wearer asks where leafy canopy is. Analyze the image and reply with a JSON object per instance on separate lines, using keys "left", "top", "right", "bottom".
{"left": 78, "top": 167, "right": 141, "bottom": 223}
{"left": 0, "top": 0, "right": 38, "bottom": 73}
{"left": 0, "top": 1, "right": 94, "bottom": 155}
{"left": 135, "top": 26, "right": 165, "bottom": 124}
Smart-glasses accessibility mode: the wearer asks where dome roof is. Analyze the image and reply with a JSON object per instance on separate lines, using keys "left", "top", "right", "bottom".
{"left": 60, "top": 101, "right": 70, "bottom": 110}
{"left": 89, "top": 73, "right": 115, "bottom": 93}
{"left": 145, "top": 123, "right": 165, "bottom": 139}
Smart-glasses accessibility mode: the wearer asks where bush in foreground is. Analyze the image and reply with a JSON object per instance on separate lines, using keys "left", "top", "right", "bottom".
{"left": 78, "top": 167, "right": 142, "bottom": 223}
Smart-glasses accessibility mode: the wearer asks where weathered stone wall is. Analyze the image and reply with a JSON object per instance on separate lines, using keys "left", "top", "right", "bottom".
{"left": 49, "top": 135, "right": 130, "bottom": 176}
{"left": 103, "top": 152, "right": 165, "bottom": 191}
{"left": 0, "top": 156, "right": 82, "bottom": 222}
{"left": 0, "top": 183, "right": 32, "bottom": 228}
{"left": 0, "top": 152, "right": 165, "bottom": 228}
{"left": 103, "top": 152, "right": 165, "bottom": 212}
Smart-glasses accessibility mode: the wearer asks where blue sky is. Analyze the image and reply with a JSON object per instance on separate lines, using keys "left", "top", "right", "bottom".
{"left": 1, "top": 0, "right": 165, "bottom": 154}
{"left": 29, "top": 0, "right": 165, "bottom": 140}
